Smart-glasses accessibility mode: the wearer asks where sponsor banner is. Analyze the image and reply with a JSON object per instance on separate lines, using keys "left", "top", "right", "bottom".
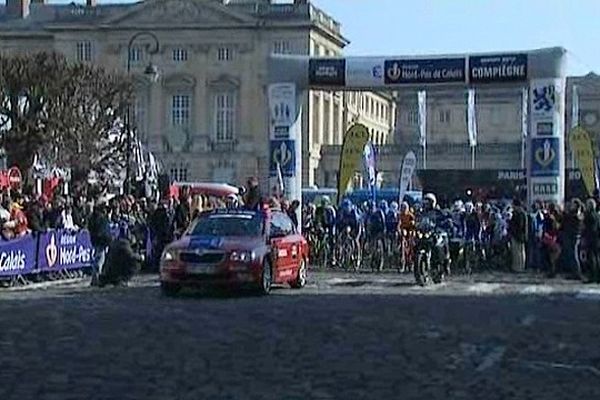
{"left": 269, "top": 140, "right": 296, "bottom": 178}
{"left": 530, "top": 78, "right": 563, "bottom": 125}
{"left": 530, "top": 137, "right": 561, "bottom": 177}
{"left": 398, "top": 151, "right": 417, "bottom": 204}
{"left": 0, "top": 235, "right": 37, "bottom": 276}
{"left": 468, "top": 54, "right": 528, "bottom": 83}
{"left": 467, "top": 89, "right": 477, "bottom": 147}
{"left": 531, "top": 177, "right": 560, "bottom": 201}
{"left": 536, "top": 122, "right": 553, "bottom": 136}
{"left": 309, "top": 58, "right": 346, "bottom": 87}
{"left": 384, "top": 58, "right": 466, "bottom": 85}
{"left": 570, "top": 126, "right": 596, "bottom": 196}
{"left": 37, "top": 230, "right": 93, "bottom": 272}
{"left": 497, "top": 170, "right": 526, "bottom": 181}
{"left": 337, "top": 123, "right": 370, "bottom": 204}
{"left": 345, "top": 58, "right": 385, "bottom": 87}
{"left": 268, "top": 83, "right": 296, "bottom": 140}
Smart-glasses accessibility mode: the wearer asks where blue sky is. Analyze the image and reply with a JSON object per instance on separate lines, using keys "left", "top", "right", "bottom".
{"left": 5, "top": 0, "right": 599, "bottom": 75}
{"left": 314, "top": 0, "right": 599, "bottom": 75}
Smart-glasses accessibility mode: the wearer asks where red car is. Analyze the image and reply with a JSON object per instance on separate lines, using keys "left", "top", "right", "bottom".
{"left": 159, "top": 209, "right": 308, "bottom": 296}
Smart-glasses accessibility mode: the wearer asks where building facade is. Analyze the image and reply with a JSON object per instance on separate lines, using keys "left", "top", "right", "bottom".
{"left": 0, "top": 0, "right": 396, "bottom": 190}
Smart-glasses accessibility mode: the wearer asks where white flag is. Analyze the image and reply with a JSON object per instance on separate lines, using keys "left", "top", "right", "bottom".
{"left": 467, "top": 89, "right": 477, "bottom": 147}
{"left": 521, "top": 87, "right": 528, "bottom": 139}
{"left": 571, "top": 84, "right": 579, "bottom": 129}
{"left": 417, "top": 91, "right": 427, "bottom": 148}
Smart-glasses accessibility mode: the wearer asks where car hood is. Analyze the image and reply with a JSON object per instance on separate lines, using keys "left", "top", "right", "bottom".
{"left": 168, "top": 235, "right": 265, "bottom": 252}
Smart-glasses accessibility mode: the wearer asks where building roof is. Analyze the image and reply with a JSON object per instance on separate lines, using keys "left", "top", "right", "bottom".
{"left": 0, "top": 0, "right": 348, "bottom": 46}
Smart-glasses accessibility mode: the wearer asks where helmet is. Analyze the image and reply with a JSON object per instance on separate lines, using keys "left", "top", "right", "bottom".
{"left": 341, "top": 198, "right": 353, "bottom": 211}
{"left": 465, "top": 201, "right": 474, "bottom": 213}
{"left": 321, "top": 196, "right": 331, "bottom": 206}
{"left": 390, "top": 201, "right": 399, "bottom": 213}
{"left": 379, "top": 200, "right": 388, "bottom": 210}
{"left": 400, "top": 201, "right": 409, "bottom": 212}
{"left": 424, "top": 193, "right": 437, "bottom": 206}
{"left": 453, "top": 200, "right": 464, "bottom": 212}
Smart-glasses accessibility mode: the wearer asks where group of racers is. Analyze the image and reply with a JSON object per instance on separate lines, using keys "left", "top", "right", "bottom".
{"left": 302, "top": 193, "right": 514, "bottom": 273}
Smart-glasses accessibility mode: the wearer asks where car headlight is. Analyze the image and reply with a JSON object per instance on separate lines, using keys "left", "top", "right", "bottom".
{"left": 230, "top": 251, "right": 256, "bottom": 262}
{"left": 162, "top": 249, "right": 179, "bottom": 262}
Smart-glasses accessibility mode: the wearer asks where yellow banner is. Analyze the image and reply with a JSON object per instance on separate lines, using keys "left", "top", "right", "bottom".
{"left": 570, "top": 126, "right": 597, "bottom": 196}
{"left": 337, "top": 123, "right": 369, "bottom": 204}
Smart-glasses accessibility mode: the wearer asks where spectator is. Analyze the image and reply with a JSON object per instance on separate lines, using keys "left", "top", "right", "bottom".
{"left": 542, "top": 203, "right": 561, "bottom": 277}
{"left": 583, "top": 198, "right": 600, "bottom": 283}
{"left": 88, "top": 198, "right": 112, "bottom": 287}
{"left": 244, "top": 177, "right": 262, "bottom": 211}
{"left": 508, "top": 198, "right": 527, "bottom": 272}
{"left": 25, "top": 198, "right": 45, "bottom": 233}
{"left": 174, "top": 189, "right": 191, "bottom": 237}
{"left": 57, "top": 203, "right": 77, "bottom": 230}
{"left": 288, "top": 199, "right": 300, "bottom": 229}
{"left": 4, "top": 195, "right": 29, "bottom": 238}
{"left": 0, "top": 193, "right": 11, "bottom": 223}
{"left": 560, "top": 199, "right": 584, "bottom": 280}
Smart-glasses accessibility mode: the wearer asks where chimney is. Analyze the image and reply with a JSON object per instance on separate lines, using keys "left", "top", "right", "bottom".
{"left": 6, "top": 0, "right": 31, "bottom": 19}
{"left": 86, "top": 0, "right": 97, "bottom": 7}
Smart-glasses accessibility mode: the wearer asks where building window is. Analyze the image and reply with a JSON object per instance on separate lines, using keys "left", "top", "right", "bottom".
{"left": 76, "top": 41, "right": 92, "bottom": 62}
{"left": 214, "top": 91, "right": 235, "bottom": 142}
{"left": 128, "top": 46, "right": 142, "bottom": 64}
{"left": 169, "top": 164, "right": 188, "bottom": 182}
{"left": 407, "top": 108, "right": 419, "bottom": 125}
{"left": 172, "top": 48, "right": 188, "bottom": 62}
{"left": 438, "top": 109, "right": 451, "bottom": 124}
{"left": 171, "top": 94, "right": 191, "bottom": 127}
{"left": 217, "top": 46, "right": 232, "bottom": 61}
{"left": 273, "top": 40, "right": 291, "bottom": 54}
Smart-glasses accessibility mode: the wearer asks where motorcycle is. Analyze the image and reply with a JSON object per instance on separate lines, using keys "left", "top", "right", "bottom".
{"left": 414, "top": 218, "right": 449, "bottom": 286}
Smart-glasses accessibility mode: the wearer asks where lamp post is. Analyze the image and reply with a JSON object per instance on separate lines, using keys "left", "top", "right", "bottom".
{"left": 125, "top": 31, "right": 160, "bottom": 195}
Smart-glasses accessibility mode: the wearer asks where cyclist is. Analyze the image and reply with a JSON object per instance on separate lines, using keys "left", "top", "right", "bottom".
{"left": 336, "top": 199, "right": 362, "bottom": 263}
{"left": 315, "top": 196, "right": 337, "bottom": 263}
{"left": 463, "top": 202, "right": 482, "bottom": 243}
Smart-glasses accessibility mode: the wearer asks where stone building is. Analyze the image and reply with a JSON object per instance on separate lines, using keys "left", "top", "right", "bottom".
{"left": 0, "top": 0, "right": 396, "bottom": 189}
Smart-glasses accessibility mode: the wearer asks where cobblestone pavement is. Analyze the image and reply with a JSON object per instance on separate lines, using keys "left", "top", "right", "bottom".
{"left": 1, "top": 271, "right": 599, "bottom": 400}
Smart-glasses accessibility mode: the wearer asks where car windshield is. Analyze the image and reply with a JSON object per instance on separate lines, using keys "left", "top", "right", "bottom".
{"left": 188, "top": 213, "right": 264, "bottom": 237}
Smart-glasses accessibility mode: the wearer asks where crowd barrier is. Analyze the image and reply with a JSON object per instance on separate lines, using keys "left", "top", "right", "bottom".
{"left": 0, "top": 229, "right": 93, "bottom": 279}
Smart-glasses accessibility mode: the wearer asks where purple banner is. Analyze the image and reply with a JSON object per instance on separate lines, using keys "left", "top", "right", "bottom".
{"left": 37, "top": 230, "right": 93, "bottom": 272}
{"left": 0, "top": 235, "right": 37, "bottom": 276}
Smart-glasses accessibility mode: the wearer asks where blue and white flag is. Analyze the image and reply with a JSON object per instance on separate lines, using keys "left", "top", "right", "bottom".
{"left": 467, "top": 89, "right": 478, "bottom": 147}
{"left": 363, "top": 141, "right": 377, "bottom": 202}
{"left": 417, "top": 91, "right": 427, "bottom": 148}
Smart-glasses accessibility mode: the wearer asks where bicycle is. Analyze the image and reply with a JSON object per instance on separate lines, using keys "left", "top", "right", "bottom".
{"left": 336, "top": 226, "right": 361, "bottom": 272}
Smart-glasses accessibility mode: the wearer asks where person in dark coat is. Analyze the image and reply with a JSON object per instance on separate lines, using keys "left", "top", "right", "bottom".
{"left": 288, "top": 200, "right": 300, "bottom": 229}
{"left": 560, "top": 199, "right": 584, "bottom": 280}
{"left": 508, "top": 198, "right": 528, "bottom": 272}
{"left": 244, "top": 177, "right": 262, "bottom": 211}
{"left": 174, "top": 190, "right": 191, "bottom": 237}
{"left": 583, "top": 198, "right": 600, "bottom": 283}
{"left": 149, "top": 199, "right": 174, "bottom": 270}
{"left": 88, "top": 200, "right": 112, "bottom": 286}
{"left": 26, "top": 200, "right": 45, "bottom": 233}
{"left": 99, "top": 224, "right": 143, "bottom": 287}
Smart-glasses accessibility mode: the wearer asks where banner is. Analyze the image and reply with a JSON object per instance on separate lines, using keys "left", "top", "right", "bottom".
{"left": 268, "top": 83, "right": 296, "bottom": 140}
{"left": 417, "top": 91, "right": 427, "bottom": 148}
{"left": 308, "top": 59, "right": 346, "bottom": 87}
{"left": 468, "top": 54, "right": 528, "bottom": 83}
{"left": 345, "top": 58, "right": 384, "bottom": 87}
{"left": 337, "top": 123, "right": 370, "bottom": 204}
{"left": 362, "top": 142, "right": 377, "bottom": 202}
{"left": 467, "top": 89, "right": 477, "bottom": 147}
{"left": 37, "top": 230, "right": 93, "bottom": 272}
{"left": 570, "top": 127, "right": 596, "bottom": 196}
{"left": 398, "top": 151, "right": 417, "bottom": 204}
{"left": 0, "top": 235, "right": 37, "bottom": 276}
{"left": 384, "top": 58, "right": 466, "bottom": 85}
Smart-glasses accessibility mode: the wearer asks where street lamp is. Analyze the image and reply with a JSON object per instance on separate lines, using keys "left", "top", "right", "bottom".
{"left": 125, "top": 31, "right": 160, "bottom": 195}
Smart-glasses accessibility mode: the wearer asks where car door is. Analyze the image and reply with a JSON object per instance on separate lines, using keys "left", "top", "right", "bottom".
{"left": 269, "top": 212, "right": 295, "bottom": 283}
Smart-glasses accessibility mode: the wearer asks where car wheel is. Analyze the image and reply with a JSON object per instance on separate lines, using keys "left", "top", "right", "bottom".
{"left": 160, "top": 282, "right": 181, "bottom": 297}
{"left": 291, "top": 259, "right": 307, "bottom": 289}
{"left": 258, "top": 260, "right": 272, "bottom": 295}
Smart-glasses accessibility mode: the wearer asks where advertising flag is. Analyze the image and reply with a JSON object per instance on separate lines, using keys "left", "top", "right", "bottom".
{"left": 521, "top": 87, "right": 528, "bottom": 139}
{"left": 417, "top": 91, "right": 427, "bottom": 148}
{"left": 337, "top": 123, "right": 370, "bottom": 204}
{"left": 398, "top": 151, "right": 417, "bottom": 204}
{"left": 363, "top": 141, "right": 377, "bottom": 202}
{"left": 467, "top": 89, "right": 478, "bottom": 147}
{"left": 570, "top": 126, "right": 596, "bottom": 196}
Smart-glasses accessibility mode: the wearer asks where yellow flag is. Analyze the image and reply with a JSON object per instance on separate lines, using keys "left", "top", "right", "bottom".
{"left": 337, "top": 123, "right": 370, "bottom": 204}
{"left": 570, "top": 126, "right": 597, "bottom": 196}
